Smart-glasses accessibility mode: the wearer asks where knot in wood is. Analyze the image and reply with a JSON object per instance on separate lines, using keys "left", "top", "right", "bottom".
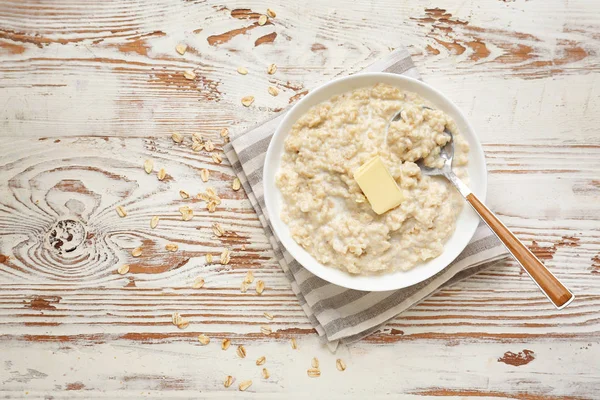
{"left": 46, "top": 219, "right": 86, "bottom": 255}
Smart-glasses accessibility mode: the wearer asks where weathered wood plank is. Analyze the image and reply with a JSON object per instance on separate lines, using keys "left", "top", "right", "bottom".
{"left": 1, "top": 0, "right": 599, "bottom": 397}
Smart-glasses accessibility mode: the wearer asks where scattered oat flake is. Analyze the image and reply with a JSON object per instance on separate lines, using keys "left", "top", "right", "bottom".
{"left": 238, "top": 380, "right": 252, "bottom": 391}
{"left": 268, "top": 86, "right": 279, "bottom": 96}
{"left": 222, "top": 338, "right": 231, "bottom": 350}
{"left": 307, "top": 368, "right": 321, "bottom": 378}
{"left": 172, "top": 312, "right": 188, "bottom": 329}
{"left": 212, "top": 153, "right": 223, "bottom": 164}
{"left": 206, "top": 187, "right": 217, "bottom": 197}
{"left": 144, "top": 159, "right": 154, "bottom": 174}
{"left": 266, "top": 8, "right": 276, "bottom": 18}
{"left": 207, "top": 202, "right": 217, "bottom": 213}
{"left": 204, "top": 139, "right": 215, "bottom": 151}
{"left": 192, "top": 132, "right": 203, "bottom": 143}
{"left": 255, "top": 280, "right": 265, "bottom": 295}
{"left": 220, "top": 128, "right": 229, "bottom": 138}
{"left": 241, "top": 96, "right": 255, "bottom": 107}
{"left": 224, "top": 375, "right": 234, "bottom": 388}
{"left": 150, "top": 216, "right": 159, "bottom": 229}
{"left": 192, "top": 277, "right": 205, "bottom": 289}
{"left": 198, "top": 334, "right": 210, "bottom": 345}
{"left": 241, "top": 244, "right": 246, "bottom": 251}
{"left": 260, "top": 325, "right": 272, "bottom": 335}
{"left": 256, "top": 356, "right": 266, "bottom": 366}
{"left": 177, "top": 319, "right": 190, "bottom": 329}
{"left": 117, "top": 265, "right": 130, "bottom": 275}
{"left": 220, "top": 248, "right": 231, "bottom": 265}
{"left": 212, "top": 222, "right": 225, "bottom": 237}
{"left": 180, "top": 189, "right": 190, "bottom": 199}
{"left": 237, "top": 66, "right": 248, "bottom": 75}
{"left": 240, "top": 282, "right": 249, "bottom": 293}
{"left": 179, "top": 206, "right": 194, "bottom": 221}
{"left": 132, "top": 247, "right": 142, "bottom": 257}
{"left": 116, "top": 205, "right": 127, "bottom": 217}
{"left": 291, "top": 337, "right": 298, "bottom": 349}
{"left": 192, "top": 142, "right": 204, "bottom": 152}
{"left": 312, "top": 357, "right": 319, "bottom": 369}
{"left": 165, "top": 243, "right": 179, "bottom": 252}
{"left": 244, "top": 271, "right": 254, "bottom": 284}
{"left": 258, "top": 15, "right": 268, "bottom": 25}
{"left": 183, "top": 70, "right": 196, "bottom": 80}
{"left": 175, "top": 43, "right": 187, "bottom": 55}
{"left": 157, "top": 168, "right": 166, "bottom": 181}
{"left": 267, "top": 63, "right": 277, "bottom": 75}
{"left": 200, "top": 169, "right": 210, "bottom": 182}
{"left": 336, "top": 358, "right": 347, "bottom": 371}
{"left": 172, "top": 132, "right": 184, "bottom": 143}
{"left": 172, "top": 312, "right": 182, "bottom": 326}
{"left": 262, "top": 367, "right": 270, "bottom": 379}
{"left": 236, "top": 345, "right": 247, "bottom": 359}
{"left": 263, "top": 312, "right": 274, "bottom": 320}
{"left": 197, "top": 192, "right": 210, "bottom": 202}
{"left": 205, "top": 253, "right": 213, "bottom": 263}
{"left": 232, "top": 177, "right": 242, "bottom": 191}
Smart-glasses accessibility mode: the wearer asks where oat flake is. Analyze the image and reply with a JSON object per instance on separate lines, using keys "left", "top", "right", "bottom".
{"left": 241, "top": 96, "right": 255, "bottom": 107}
{"left": 198, "top": 334, "right": 210, "bottom": 345}
{"left": 255, "top": 280, "right": 265, "bottom": 295}
{"left": 172, "top": 132, "right": 184, "bottom": 143}
{"left": 200, "top": 169, "right": 210, "bottom": 182}
{"left": 232, "top": 177, "right": 241, "bottom": 191}
{"left": 144, "top": 159, "right": 154, "bottom": 174}
{"left": 260, "top": 325, "right": 271, "bottom": 335}
{"left": 222, "top": 338, "right": 231, "bottom": 350}
{"left": 238, "top": 380, "right": 252, "bottom": 391}
{"left": 236, "top": 345, "right": 246, "bottom": 359}
{"left": 117, "top": 265, "right": 129, "bottom": 275}
{"left": 175, "top": 43, "right": 187, "bottom": 55}
{"left": 192, "top": 277, "right": 205, "bottom": 289}
{"left": 220, "top": 248, "right": 231, "bottom": 265}
{"left": 116, "top": 206, "right": 127, "bottom": 217}
{"left": 307, "top": 368, "right": 321, "bottom": 378}
{"left": 183, "top": 70, "right": 196, "bottom": 80}
{"left": 204, "top": 140, "right": 215, "bottom": 151}
{"left": 165, "top": 243, "right": 179, "bottom": 252}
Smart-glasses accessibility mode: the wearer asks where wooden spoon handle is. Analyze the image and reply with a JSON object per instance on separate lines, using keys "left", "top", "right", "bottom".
{"left": 466, "top": 192, "right": 574, "bottom": 309}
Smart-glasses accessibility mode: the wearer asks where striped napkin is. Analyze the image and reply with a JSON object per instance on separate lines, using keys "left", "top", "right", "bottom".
{"left": 224, "top": 46, "right": 509, "bottom": 345}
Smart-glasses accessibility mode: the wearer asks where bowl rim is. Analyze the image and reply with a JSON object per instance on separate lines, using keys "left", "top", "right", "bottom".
{"left": 263, "top": 72, "right": 487, "bottom": 291}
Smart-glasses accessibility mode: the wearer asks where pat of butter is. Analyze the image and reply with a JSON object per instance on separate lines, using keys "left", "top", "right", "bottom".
{"left": 353, "top": 156, "right": 403, "bottom": 215}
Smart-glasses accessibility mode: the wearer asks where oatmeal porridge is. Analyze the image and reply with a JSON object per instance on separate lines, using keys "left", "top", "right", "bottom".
{"left": 275, "top": 83, "right": 470, "bottom": 275}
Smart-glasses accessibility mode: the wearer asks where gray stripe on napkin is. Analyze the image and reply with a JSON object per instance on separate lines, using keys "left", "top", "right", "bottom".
{"left": 224, "top": 47, "right": 508, "bottom": 344}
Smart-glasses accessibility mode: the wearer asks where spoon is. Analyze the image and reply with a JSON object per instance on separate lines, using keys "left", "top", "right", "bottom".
{"left": 387, "top": 109, "right": 574, "bottom": 309}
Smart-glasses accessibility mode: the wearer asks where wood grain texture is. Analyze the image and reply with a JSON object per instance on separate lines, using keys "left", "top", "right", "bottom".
{"left": 1, "top": 0, "right": 599, "bottom": 398}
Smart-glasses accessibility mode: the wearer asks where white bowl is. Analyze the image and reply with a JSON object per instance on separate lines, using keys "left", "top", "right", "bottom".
{"left": 263, "top": 72, "right": 486, "bottom": 292}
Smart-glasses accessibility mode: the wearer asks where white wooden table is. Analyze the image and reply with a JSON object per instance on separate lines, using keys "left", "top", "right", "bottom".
{"left": 1, "top": 0, "right": 599, "bottom": 398}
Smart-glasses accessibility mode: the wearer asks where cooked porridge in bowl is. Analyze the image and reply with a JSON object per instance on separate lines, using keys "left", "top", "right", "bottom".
{"left": 275, "top": 83, "right": 470, "bottom": 275}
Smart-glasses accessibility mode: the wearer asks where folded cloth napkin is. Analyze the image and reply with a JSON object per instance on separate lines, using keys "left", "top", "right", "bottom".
{"left": 224, "top": 46, "right": 509, "bottom": 345}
